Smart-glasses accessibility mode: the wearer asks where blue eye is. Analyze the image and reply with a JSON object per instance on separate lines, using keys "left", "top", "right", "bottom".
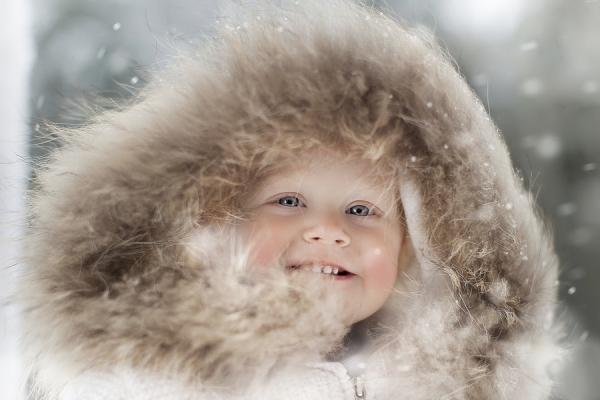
{"left": 278, "top": 196, "right": 301, "bottom": 207}
{"left": 347, "top": 204, "right": 372, "bottom": 216}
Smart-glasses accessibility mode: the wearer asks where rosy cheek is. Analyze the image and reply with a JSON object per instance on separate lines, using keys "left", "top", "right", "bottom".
{"left": 365, "top": 249, "right": 398, "bottom": 290}
{"left": 239, "top": 218, "right": 289, "bottom": 270}
{"left": 247, "top": 240, "right": 281, "bottom": 269}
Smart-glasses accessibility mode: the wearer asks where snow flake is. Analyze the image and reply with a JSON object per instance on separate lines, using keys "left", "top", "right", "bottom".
{"left": 582, "top": 80, "right": 599, "bottom": 94}
{"left": 520, "top": 41, "right": 538, "bottom": 52}
{"left": 472, "top": 73, "right": 488, "bottom": 87}
{"left": 536, "top": 135, "right": 562, "bottom": 159}
{"left": 567, "top": 267, "right": 586, "bottom": 281}
{"left": 36, "top": 95, "right": 44, "bottom": 111}
{"left": 570, "top": 227, "right": 593, "bottom": 246}
{"left": 583, "top": 163, "right": 596, "bottom": 171}
{"left": 557, "top": 203, "right": 576, "bottom": 217}
{"left": 520, "top": 78, "right": 543, "bottom": 96}
{"left": 113, "top": 22, "right": 121, "bottom": 31}
{"left": 97, "top": 46, "right": 106, "bottom": 60}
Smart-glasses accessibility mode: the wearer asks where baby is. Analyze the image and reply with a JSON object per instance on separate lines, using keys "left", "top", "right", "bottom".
{"left": 20, "top": 1, "right": 559, "bottom": 399}
{"left": 236, "top": 150, "right": 405, "bottom": 326}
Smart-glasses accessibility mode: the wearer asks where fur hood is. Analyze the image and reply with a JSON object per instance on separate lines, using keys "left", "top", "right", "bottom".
{"left": 20, "top": 1, "right": 558, "bottom": 398}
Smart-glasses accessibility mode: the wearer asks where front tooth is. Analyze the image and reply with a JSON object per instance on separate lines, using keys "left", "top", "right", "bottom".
{"left": 333, "top": 268, "right": 339, "bottom": 275}
{"left": 323, "top": 266, "right": 332, "bottom": 274}
{"left": 312, "top": 266, "right": 322, "bottom": 273}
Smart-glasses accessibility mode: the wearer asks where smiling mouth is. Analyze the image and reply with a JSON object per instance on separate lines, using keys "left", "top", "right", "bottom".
{"left": 287, "top": 264, "right": 353, "bottom": 277}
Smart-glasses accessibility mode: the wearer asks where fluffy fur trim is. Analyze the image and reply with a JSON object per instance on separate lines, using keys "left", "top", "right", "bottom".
{"left": 20, "top": 1, "right": 558, "bottom": 398}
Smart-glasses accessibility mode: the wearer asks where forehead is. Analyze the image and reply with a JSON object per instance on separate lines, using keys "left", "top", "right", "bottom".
{"left": 276, "top": 156, "right": 376, "bottom": 182}
{"left": 255, "top": 151, "right": 396, "bottom": 200}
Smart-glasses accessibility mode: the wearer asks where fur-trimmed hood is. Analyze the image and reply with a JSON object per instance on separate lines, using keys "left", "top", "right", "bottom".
{"left": 20, "top": 1, "right": 558, "bottom": 398}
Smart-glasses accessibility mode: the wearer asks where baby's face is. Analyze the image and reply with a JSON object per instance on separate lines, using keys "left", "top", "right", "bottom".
{"left": 237, "top": 154, "right": 403, "bottom": 324}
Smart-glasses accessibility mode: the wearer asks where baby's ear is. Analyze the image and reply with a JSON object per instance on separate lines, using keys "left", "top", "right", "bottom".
{"left": 394, "top": 234, "right": 422, "bottom": 295}
{"left": 398, "top": 233, "right": 415, "bottom": 273}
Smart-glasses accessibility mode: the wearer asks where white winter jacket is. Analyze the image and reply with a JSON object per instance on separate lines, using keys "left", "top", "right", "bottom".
{"left": 20, "top": 1, "right": 559, "bottom": 399}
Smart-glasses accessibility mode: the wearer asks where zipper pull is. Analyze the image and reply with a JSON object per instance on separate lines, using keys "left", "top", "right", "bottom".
{"left": 353, "top": 375, "right": 366, "bottom": 399}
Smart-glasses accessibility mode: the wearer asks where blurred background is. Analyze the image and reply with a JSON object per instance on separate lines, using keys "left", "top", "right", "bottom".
{"left": 1, "top": 0, "right": 599, "bottom": 398}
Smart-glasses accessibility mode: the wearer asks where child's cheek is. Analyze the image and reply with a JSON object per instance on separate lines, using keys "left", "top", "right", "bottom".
{"left": 247, "top": 240, "right": 281, "bottom": 270}
{"left": 238, "top": 217, "right": 289, "bottom": 270}
{"left": 363, "top": 249, "right": 399, "bottom": 290}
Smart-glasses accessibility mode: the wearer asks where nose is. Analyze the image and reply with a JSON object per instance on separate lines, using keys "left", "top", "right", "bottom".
{"left": 302, "top": 215, "right": 350, "bottom": 247}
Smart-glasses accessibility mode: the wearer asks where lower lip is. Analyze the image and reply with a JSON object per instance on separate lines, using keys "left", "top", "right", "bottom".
{"left": 324, "top": 273, "right": 355, "bottom": 281}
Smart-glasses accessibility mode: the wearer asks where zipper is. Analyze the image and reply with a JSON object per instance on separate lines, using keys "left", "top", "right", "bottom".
{"left": 353, "top": 375, "right": 366, "bottom": 399}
